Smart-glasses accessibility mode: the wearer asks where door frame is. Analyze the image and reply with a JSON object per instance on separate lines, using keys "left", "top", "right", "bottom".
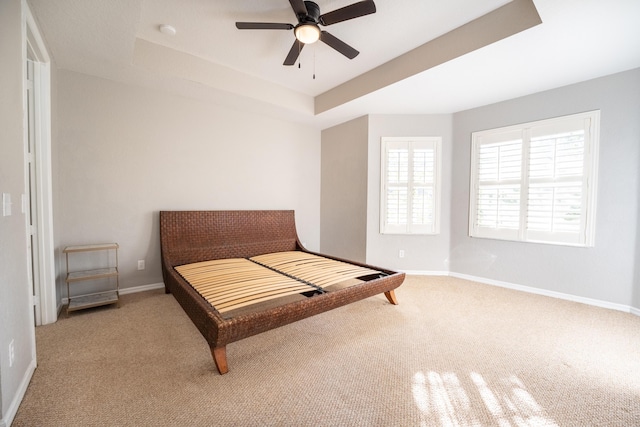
{"left": 24, "top": 0, "right": 56, "bottom": 325}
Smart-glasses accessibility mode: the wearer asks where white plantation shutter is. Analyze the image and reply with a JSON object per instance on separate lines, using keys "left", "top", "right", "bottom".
{"left": 526, "top": 127, "right": 586, "bottom": 242}
{"left": 381, "top": 137, "right": 441, "bottom": 234}
{"left": 386, "top": 147, "right": 409, "bottom": 228}
{"left": 411, "top": 147, "right": 436, "bottom": 227}
{"left": 470, "top": 111, "right": 599, "bottom": 246}
{"left": 473, "top": 134, "right": 523, "bottom": 240}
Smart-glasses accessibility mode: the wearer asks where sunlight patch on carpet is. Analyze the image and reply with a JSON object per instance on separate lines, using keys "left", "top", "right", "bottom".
{"left": 412, "top": 371, "right": 558, "bottom": 427}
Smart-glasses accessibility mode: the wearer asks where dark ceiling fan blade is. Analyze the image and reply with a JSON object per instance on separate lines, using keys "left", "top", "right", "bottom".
{"left": 319, "top": 1, "right": 376, "bottom": 26}
{"left": 319, "top": 31, "right": 359, "bottom": 59}
{"left": 289, "top": 0, "right": 308, "bottom": 19}
{"left": 283, "top": 39, "right": 305, "bottom": 66}
{"left": 236, "top": 22, "right": 294, "bottom": 30}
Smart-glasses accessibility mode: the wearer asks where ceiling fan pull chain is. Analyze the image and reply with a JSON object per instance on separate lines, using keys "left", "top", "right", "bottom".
{"left": 313, "top": 45, "right": 316, "bottom": 80}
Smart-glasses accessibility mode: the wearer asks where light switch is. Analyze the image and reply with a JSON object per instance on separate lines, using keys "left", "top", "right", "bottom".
{"left": 2, "top": 193, "right": 12, "bottom": 217}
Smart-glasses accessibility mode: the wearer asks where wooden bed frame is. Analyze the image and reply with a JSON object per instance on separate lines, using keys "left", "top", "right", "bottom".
{"left": 160, "top": 210, "right": 405, "bottom": 374}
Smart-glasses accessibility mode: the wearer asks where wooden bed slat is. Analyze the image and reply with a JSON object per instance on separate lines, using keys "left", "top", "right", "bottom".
{"left": 215, "top": 290, "right": 310, "bottom": 312}
{"left": 203, "top": 281, "right": 311, "bottom": 302}
{"left": 214, "top": 286, "right": 314, "bottom": 311}
{"left": 196, "top": 276, "right": 298, "bottom": 295}
{"left": 185, "top": 272, "right": 280, "bottom": 286}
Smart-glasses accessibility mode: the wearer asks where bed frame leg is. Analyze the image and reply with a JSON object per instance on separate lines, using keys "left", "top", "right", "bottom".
{"left": 212, "top": 346, "right": 229, "bottom": 374}
{"left": 384, "top": 290, "right": 398, "bottom": 305}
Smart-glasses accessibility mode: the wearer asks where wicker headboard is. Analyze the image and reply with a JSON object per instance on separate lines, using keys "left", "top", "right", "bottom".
{"left": 159, "top": 210, "right": 301, "bottom": 268}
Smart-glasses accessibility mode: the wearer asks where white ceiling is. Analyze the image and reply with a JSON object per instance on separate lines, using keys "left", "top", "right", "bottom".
{"left": 28, "top": 0, "right": 640, "bottom": 129}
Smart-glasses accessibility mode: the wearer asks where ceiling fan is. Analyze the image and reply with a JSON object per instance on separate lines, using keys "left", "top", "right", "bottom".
{"left": 236, "top": 0, "right": 376, "bottom": 66}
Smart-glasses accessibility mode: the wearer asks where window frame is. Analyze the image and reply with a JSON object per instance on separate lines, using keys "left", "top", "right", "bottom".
{"left": 380, "top": 136, "right": 442, "bottom": 235}
{"left": 468, "top": 111, "right": 600, "bottom": 247}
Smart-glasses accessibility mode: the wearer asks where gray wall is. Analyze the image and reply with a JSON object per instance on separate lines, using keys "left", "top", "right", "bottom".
{"left": 366, "top": 114, "right": 453, "bottom": 272}
{"left": 0, "top": 0, "right": 36, "bottom": 421}
{"left": 320, "top": 116, "right": 369, "bottom": 262}
{"left": 56, "top": 70, "right": 322, "bottom": 294}
{"left": 320, "top": 116, "right": 368, "bottom": 262}
{"left": 450, "top": 68, "right": 640, "bottom": 307}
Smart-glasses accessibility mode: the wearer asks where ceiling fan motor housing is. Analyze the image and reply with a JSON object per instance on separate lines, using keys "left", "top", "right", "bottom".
{"left": 301, "top": 1, "right": 321, "bottom": 23}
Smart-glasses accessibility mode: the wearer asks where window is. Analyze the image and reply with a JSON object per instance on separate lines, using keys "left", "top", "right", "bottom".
{"left": 469, "top": 111, "right": 600, "bottom": 246}
{"left": 381, "top": 137, "right": 442, "bottom": 234}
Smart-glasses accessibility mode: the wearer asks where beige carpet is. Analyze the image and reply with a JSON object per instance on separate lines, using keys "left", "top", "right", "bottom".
{"left": 14, "top": 276, "right": 640, "bottom": 426}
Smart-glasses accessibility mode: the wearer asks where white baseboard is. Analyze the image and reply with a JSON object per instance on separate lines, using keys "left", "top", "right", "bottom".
{"left": 400, "top": 270, "right": 449, "bottom": 276}
{"left": 447, "top": 272, "right": 637, "bottom": 315}
{"left": 1, "top": 358, "right": 37, "bottom": 427}
{"left": 119, "top": 282, "right": 165, "bottom": 295}
{"left": 61, "top": 282, "right": 165, "bottom": 304}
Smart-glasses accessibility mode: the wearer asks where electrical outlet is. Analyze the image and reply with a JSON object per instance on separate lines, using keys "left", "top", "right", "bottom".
{"left": 9, "top": 339, "right": 15, "bottom": 367}
{"left": 137, "top": 260, "right": 145, "bottom": 270}
{"left": 399, "top": 250, "right": 405, "bottom": 258}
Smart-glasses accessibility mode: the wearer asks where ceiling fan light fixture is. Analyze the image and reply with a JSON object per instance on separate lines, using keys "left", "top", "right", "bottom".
{"left": 294, "top": 24, "right": 320, "bottom": 44}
